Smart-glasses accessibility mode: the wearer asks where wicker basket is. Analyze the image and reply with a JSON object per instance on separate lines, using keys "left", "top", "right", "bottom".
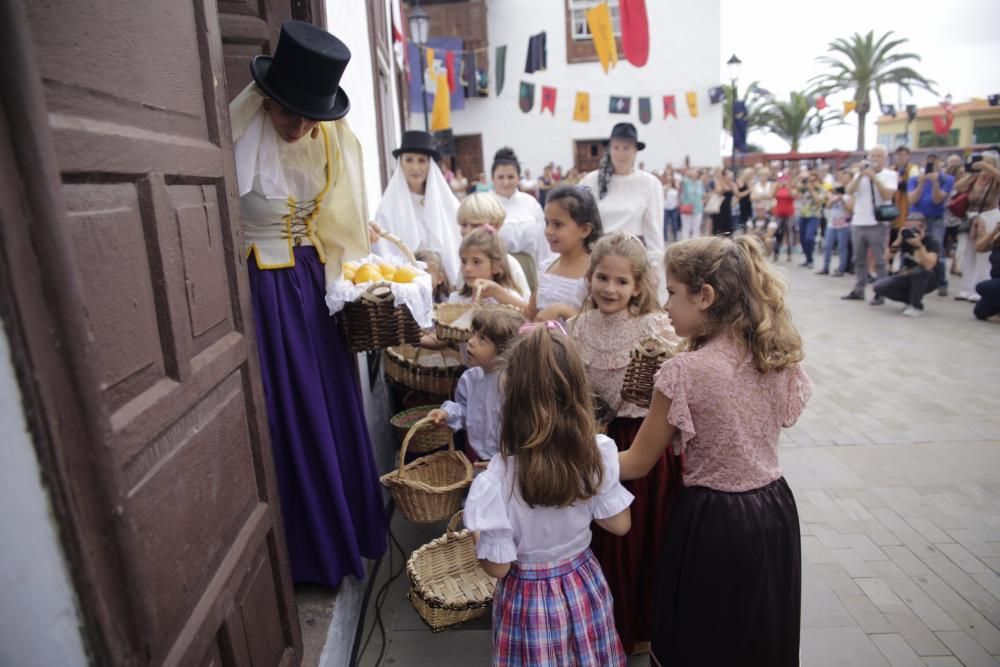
{"left": 384, "top": 344, "right": 464, "bottom": 397}
{"left": 407, "top": 511, "right": 496, "bottom": 632}
{"left": 434, "top": 301, "right": 523, "bottom": 342}
{"left": 620, "top": 336, "right": 676, "bottom": 409}
{"left": 337, "top": 231, "right": 424, "bottom": 353}
{"left": 380, "top": 417, "right": 473, "bottom": 523}
{"left": 390, "top": 406, "right": 452, "bottom": 454}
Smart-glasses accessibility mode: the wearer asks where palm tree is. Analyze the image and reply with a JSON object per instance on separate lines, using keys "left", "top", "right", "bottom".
{"left": 810, "top": 30, "right": 935, "bottom": 150}
{"left": 761, "top": 92, "right": 840, "bottom": 152}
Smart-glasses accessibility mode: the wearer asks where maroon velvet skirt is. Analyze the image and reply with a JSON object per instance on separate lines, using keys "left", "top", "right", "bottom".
{"left": 591, "top": 417, "right": 683, "bottom": 654}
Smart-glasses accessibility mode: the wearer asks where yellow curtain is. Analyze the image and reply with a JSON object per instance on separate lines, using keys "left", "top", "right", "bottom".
{"left": 586, "top": 3, "right": 618, "bottom": 74}
{"left": 686, "top": 91, "right": 698, "bottom": 118}
{"left": 430, "top": 69, "right": 451, "bottom": 131}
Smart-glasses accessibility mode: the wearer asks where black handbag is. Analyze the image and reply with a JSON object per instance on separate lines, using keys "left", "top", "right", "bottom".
{"left": 870, "top": 175, "right": 900, "bottom": 222}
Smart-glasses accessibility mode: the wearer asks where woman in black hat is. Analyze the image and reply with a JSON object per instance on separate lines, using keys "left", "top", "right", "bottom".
{"left": 229, "top": 20, "right": 385, "bottom": 589}
{"left": 372, "top": 131, "right": 462, "bottom": 284}
{"left": 579, "top": 123, "right": 666, "bottom": 303}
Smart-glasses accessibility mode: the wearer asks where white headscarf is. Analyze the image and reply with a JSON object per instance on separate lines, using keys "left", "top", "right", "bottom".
{"left": 374, "top": 160, "right": 461, "bottom": 283}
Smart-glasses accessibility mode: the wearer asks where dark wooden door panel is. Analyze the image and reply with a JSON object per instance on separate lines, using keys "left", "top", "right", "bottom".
{"left": 219, "top": 0, "right": 288, "bottom": 103}
{"left": 7, "top": 0, "right": 303, "bottom": 665}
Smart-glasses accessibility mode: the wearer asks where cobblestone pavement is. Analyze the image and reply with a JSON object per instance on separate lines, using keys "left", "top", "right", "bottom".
{"left": 350, "top": 254, "right": 1000, "bottom": 667}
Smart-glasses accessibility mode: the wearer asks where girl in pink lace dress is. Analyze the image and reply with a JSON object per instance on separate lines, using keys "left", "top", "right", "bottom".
{"left": 620, "top": 235, "right": 812, "bottom": 667}
{"left": 568, "top": 232, "right": 681, "bottom": 656}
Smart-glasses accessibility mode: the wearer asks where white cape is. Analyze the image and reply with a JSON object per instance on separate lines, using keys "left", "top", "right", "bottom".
{"left": 374, "top": 161, "right": 461, "bottom": 284}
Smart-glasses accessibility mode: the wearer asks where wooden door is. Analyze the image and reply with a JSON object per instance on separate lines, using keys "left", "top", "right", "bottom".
{"left": 575, "top": 139, "right": 605, "bottom": 173}
{"left": 454, "top": 133, "right": 485, "bottom": 184}
{"left": 1, "top": 2, "right": 300, "bottom": 665}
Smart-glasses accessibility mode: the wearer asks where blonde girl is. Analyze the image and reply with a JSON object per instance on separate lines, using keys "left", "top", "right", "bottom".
{"left": 456, "top": 193, "right": 532, "bottom": 297}
{"left": 568, "top": 232, "right": 680, "bottom": 655}
{"left": 464, "top": 324, "right": 632, "bottom": 666}
{"left": 620, "top": 235, "right": 812, "bottom": 667}
{"left": 449, "top": 227, "right": 528, "bottom": 310}
{"left": 526, "top": 184, "right": 603, "bottom": 322}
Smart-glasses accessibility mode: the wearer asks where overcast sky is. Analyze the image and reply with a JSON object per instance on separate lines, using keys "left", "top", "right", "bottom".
{"left": 719, "top": 0, "right": 1000, "bottom": 153}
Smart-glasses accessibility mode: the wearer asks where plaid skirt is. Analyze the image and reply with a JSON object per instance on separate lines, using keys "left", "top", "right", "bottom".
{"left": 492, "top": 549, "right": 626, "bottom": 667}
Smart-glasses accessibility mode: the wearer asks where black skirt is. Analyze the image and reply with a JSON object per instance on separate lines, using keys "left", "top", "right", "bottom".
{"left": 651, "top": 477, "right": 801, "bottom": 667}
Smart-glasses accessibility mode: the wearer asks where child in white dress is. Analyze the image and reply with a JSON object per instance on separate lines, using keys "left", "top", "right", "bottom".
{"left": 456, "top": 192, "right": 531, "bottom": 298}
{"left": 448, "top": 227, "right": 527, "bottom": 310}
{"left": 428, "top": 309, "right": 525, "bottom": 462}
{"left": 528, "top": 184, "right": 603, "bottom": 322}
{"left": 464, "top": 323, "right": 632, "bottom": 666}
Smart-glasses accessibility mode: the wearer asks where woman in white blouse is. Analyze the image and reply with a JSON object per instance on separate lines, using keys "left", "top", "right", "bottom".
{"left": 491, "top": 147, "right": 552, "bottom": 291}
{"left": 373, "top": 131, "right": 462, "bottom": 283}
{"left": 580, "top": 123, "right": 666, "bottom": 302}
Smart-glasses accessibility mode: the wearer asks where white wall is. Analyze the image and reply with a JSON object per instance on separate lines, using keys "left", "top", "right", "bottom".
{"left": 413, "top": 0, "right": 721, "bottom": 173}
{"left": 0, "top": 325, "right": 89, "bottom": 667}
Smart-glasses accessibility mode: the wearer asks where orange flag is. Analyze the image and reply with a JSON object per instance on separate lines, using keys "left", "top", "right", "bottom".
{"left": 686, "top": 91, "right": 699, "bottom": 118}
{"left": 586, "top": 2, "right": 618, "bottom": 74}
{"left": 430, "top": 70, "right": 451, "bottom": 131}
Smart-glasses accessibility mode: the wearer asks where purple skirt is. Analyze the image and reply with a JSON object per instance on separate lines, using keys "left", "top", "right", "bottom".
{"left": 248, "top": 246, "right": 386, "bottom": 588}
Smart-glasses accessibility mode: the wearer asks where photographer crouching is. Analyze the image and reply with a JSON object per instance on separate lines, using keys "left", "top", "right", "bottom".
{"left": 872, "top": 212, "right": 941, "bottom": 317}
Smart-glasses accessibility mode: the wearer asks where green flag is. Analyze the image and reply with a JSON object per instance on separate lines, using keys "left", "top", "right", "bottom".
{"left": 496, "top": 45, "right": 507, "bottom": 96}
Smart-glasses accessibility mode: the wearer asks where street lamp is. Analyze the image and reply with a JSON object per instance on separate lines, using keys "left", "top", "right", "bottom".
{"left": 727, "top": 53, "right": 742, "bottom": 171}
{"left": 408, "top": 3, "right": 431, "bottom": 131}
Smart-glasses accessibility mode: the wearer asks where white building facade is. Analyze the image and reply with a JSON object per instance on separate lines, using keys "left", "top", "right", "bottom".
{"left": 412, "top": 0, "right": 722, "bottom": 175}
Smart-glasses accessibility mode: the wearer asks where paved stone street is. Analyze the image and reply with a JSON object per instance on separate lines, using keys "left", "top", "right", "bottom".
{"left": 345, "top": 253, "right": 1000, "bottom": 667}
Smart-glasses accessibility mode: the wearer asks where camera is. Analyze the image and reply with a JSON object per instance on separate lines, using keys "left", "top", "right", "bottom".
{"left": 966, "top": 154, "right": 983, "bottom": 173}
{"left": 925, "top": 160, "right": 935, "bottom": 174}
{"left": 901, "top": 227, "right": 919, "bottom": 242}
{"left": 861, "top": 160, "right": 871, "bottom": 170}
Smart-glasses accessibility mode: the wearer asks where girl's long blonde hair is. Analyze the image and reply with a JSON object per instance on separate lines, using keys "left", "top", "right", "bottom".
{"left": 458, "top": 228, "right": 518, "bottom": 297}
{"left": 666, "top": 235, "right": 803, "bottom": 373}
{"left": 580, "top": 232, "right": 662, "bottom": 316}
{"left": 500, "top": 325, "right": 602, "bottom": 507}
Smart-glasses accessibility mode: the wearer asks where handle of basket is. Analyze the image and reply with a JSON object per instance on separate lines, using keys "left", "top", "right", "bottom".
{"left": 472, "top": 283, "right": 484, "bottom": 305}
{"left": 446, "top": 510, "right": 465, "bottom": 536}
{"left": 375, "top": 228, "right": 418, "bottom": 265}
{"left": 398, "top": 416, "right": 455, "bottom": 477}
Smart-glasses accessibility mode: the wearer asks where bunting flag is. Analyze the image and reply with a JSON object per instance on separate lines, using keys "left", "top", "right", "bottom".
{"left": 541, "top": 86, "right": 557, "bottom": 114}
{"left": 430, "top": 69, "right": 451, "bottom": 131}
{"left": 525, "top": 32, "right": 547, "bottom": 74}
{"left": 573, "top": 91, "right": 591, "bottom": 122}
{"left": 519, "top": 81, "right": 535, "bottom": 113}
{"left": 686, "top": 91, "right": 698, "bottom": 117}
{"left": 445, "top": 51, "right": 456, "bottom": 92}
{"left": 663, "top": 95, "right": 677, "bottom": 119}
{"left": 933, "top": 99, "right": 955, "bottom": 136}
{"left": 815, "top": 95, "right": 827, "bottom": 110}
{"left": 496, "top": 45, "right": 507, "bottom": 96}
{"left": 733, "top": 100, "right": 748, "bottom": 152}
{"left": 906, "top": 104, "right": 918, "bottom": 122}
{"left": 586, "top": 2, "right": 618, "bottom": 74}
{"left": 708, "top": 86, "right": 725, "bottom": 104}
{"left": 619, "top": 0, "right": 649, "bottom": 67}
{"left": 843, "top": 100, "right": 857, "bottom": 114}
{"left": 881, "top": 104, "right": 896, "bottom": 117}
{"left": 610, "top": 96, "right": 631, "bottom": 114}
{"left": 989, "top": 94, "right": 1000, "bottom": 107}
{"left": 638, "top": 97, "right": 651, "bottom": 124}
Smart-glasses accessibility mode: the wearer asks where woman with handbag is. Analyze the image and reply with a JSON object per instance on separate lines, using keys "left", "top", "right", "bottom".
{"left": 954, "top": 152, "right": 1000, "bottom": 302}
{"left": 678, "top": 168, "right": 704, "bottom": 241}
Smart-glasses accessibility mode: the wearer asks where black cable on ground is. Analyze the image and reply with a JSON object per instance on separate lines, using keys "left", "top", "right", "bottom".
{"left": 357, "top": 528, "right": 406, "bottom": 665}
{"left": 348, "top": 499, "right": 394, "bottom": 666}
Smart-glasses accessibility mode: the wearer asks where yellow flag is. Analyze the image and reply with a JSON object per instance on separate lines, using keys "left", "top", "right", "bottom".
{"left": 430, "top": 70, "right": 451, "bottom": 131}
{"left": 586, "top": 3, "right": 618, "bottom": 74}
{"left": 843, "top": 100, "right": 857, "bottom": 114}
{"left": 425, "top": 47, "right": 434, "bottom": 80}
{"left": 573, "top": 92, "right": 590, "bottom": 122}
{"left": 686, "top": 91, "right": 698, "bottom": 118}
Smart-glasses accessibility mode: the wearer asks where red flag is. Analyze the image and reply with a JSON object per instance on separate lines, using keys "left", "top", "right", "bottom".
{"left": 445, "top": 51, "right": 456, "bottom": 92}
{"left": 815, "top": 95, "right": 827, "bottom": 110}
{"left": 541, "top": 86, "right": 557, "bottom": 114}
{"left": 619, "top": 0, "right": 649, "bottom": 67}
{"left": 663, "top": 95, "right": 677, "bottom": 118}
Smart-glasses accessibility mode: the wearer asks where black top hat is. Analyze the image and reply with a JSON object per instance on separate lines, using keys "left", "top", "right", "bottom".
{"left": 392, "top": 131, "right": 440, "bottom": 162}
{"left": 604, "top": 122, "right": 646, "bottom": 151}
{"left": 250, "top": 20, "right": 351, "bottom": 121}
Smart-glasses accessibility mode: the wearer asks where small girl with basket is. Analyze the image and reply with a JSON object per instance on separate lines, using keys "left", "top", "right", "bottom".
{"left": 464, "top": 323, "right": 633, "bottom": 666}
{"left": 620, "top": 235, "right": 812, "bottom": 666}
{"left": 427, "top": 309, "right": 525, "bottom": 462}
{"left": 448, "top": 227, "right": 528, "bottom": 310}
{"left": 526, "top": 184, "right": 603, "bottom": 322}
{"left": 569, "top": 232, "right": 680, "bottom": 655}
